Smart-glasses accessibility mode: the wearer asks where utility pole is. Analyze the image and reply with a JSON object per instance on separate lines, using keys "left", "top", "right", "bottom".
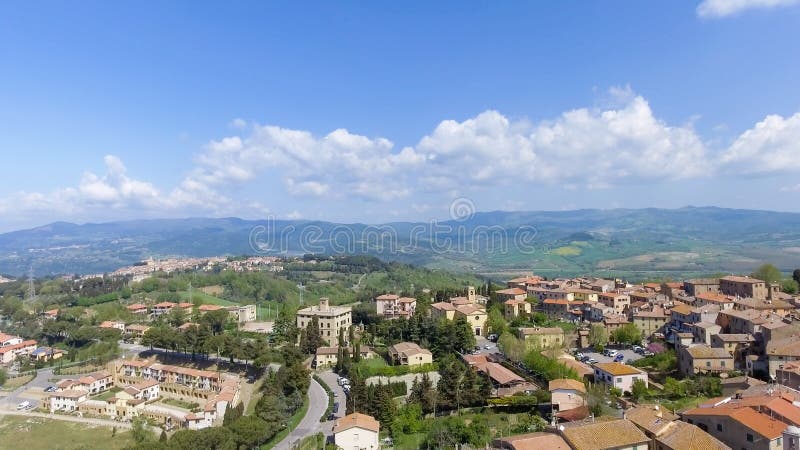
{"left": 27, "top": 265, "right": 36, "bottom": 301}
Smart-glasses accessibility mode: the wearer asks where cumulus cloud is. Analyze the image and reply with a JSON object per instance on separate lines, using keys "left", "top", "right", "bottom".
{"left": 415, "top": 94, "right": 708, "bottom": 190}
{"left": 697, "top": 0, "right": 800, "bottom": 18}
{"left": 4, "top": 87, "right": 800, "bottom": 225}
{"left": 719, "top": 112, "right": 800, "bottom": 174}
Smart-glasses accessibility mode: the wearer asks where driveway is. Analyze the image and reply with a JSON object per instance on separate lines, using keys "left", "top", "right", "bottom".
{"left": 0, "top": 368, "right": 57, "bottom": 411}
{"left": 272, "top": 377, "right": 328, "bottom": 450}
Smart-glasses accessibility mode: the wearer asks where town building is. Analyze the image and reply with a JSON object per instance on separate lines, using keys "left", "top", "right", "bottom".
{"left": 678, "top": 345, "right": 734, "bottom": 376}
{"left": 504, "top": 298, "right": 531, "bottom": 319}
{"left": 30, "top": 346, "right": 64, "bottom": 362}
{"left": 496, "top": 288, "right": 527, "bottom": 302}
{"left": 49, "top": 390, "right": 89, "bottom": 412}
{"left": 126, "top": 303, "right": 148, "bottom": 315}
{"left": 454, "top": 304, "right": 487, "bottom": 336}
{"left": 593, "top": 362, "right": 648, "bottom": 394}
{"left": 295, "top": 298, "right": 352, "bottom": 346}
{"left": 684, "top": 279, "right": 721, "bottom": 297}
{"left": 0, "top": 337, "right": 37, "bottom": 364}
{"left": 548, "top": 378, "right": 586, "bottom": 412}
{"left": 632, "top": 307, "right": 669, "bottom": 337}
{"left": 387, "top": 342, "right": 433, "bottom": 367}
{"left": 375, "top": 294, "right": 417, "bottom": 318}
{"left": 333, "top": 413, "right": 380, "bottom": 450}
{"left": 314, "top": 346, "right": 376, "bottom": 368}
{"left": 517, "top": 327, "right": 565, "bottom": 349}
{"left": 560, "top": 418, "right": 650, "bottom": 450}
{"left": 492, "top": 432, "right": 571, "bottom": 450}
{"left": 682, "top": 398, "right": 789, "bottom": 450}
{"left": 719, "top": 275, "right": 769, "bottom": 300}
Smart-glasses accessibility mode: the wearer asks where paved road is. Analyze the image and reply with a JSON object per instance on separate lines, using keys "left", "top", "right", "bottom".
{"left": 0, "top": 368, "right": 58, "bottom": 411}
{"left": 317, "top": 370, "right": 345, "bottom": 419}
{"left": 273, "top": 377, "right": 328, "bottom": 450}
{"left": 578, "top": 348, "right": 643, "bottom": 365}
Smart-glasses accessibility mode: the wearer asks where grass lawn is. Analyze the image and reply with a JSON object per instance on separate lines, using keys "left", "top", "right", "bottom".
{"left": 245, "top": 375, "right": 268, "bottom": 416}
{"left": 658, "top": 395, "right": 710, "bottom": 413}
{"left": 161, "top": 397, "right": 200, "bottom": 411}
{"left": 394, "top": 432, "right": 425, "bottom": 449}
{"left": 94, "top": 386, "right": 122, "bottom": 401}
{"left": 261, "top": 394, "right": 310, "bottom": 450}
{"left": 1, "top": 375, "right": 34, "bottom": 390}
{"left": 176, "top": 290, "right": 237, "bottom": 306}
{"left": 0, "top": 415, "right": 134, "bottom": 450}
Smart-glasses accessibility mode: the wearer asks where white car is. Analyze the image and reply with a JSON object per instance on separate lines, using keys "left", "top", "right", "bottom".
{"left": 16, "top": 401, "right": 31, "bottom": 410}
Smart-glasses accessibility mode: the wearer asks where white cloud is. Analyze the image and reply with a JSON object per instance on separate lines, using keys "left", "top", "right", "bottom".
{"left": 415, "top": 94, "right": 709, "bottom": 190}
{"left": 719, "top": 112, "right": 800, "bottom": 174}
{"left": 697, "top": 0, "right": 800, "bottom": 18}
{"left": 4, "top": 87, "right": 800, "bottom": 226}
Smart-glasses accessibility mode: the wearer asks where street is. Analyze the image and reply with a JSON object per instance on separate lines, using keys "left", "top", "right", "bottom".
{"left": 273, "top": 377, "right": 328, "bottom": 450}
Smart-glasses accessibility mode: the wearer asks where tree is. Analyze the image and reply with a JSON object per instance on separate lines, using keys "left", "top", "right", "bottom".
{"left": 752, "top": 263, "right": 783, "bottom": 285}
{"left": 131, "top": 416, "right": 151, "bottom": 444}
{"left": 167, "top": 307, "right": 186, "bottom": 327}
{"left": 794, "top": 269, "right": 800, "bottom": 286}
{"left": 487, "top": 307, "right": 507, "bottom": 336}
{"left": 630, "top": 378, "right": 648, "bottom": 402}
{"left": 0, "top": 368, "right": 6, "bottom": 385}
{"left": 299, "top": 316, "right": 324, "bottom": 355}
{"left": 663, "top": 377, "right": 686, "bottom": 399}
{"left": 408, "top": 372, "right": 436, "bottom": 414}
{"left": 782, "top": 278, "right": 799, "bottom": 294}
{"left": 611, "top": 324, "right": 642, "bottom": 345}
{"left": 588, "top": 324, "right": 608, "bottom": 347}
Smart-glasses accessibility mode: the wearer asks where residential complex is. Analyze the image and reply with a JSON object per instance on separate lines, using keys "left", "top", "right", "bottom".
{"left": 295, "top": 297, "right": 353, "bottom": 345}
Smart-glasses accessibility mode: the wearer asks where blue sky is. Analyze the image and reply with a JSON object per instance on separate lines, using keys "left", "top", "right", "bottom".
{"left": 1, "top": 0, "right": 799, "bottom": 231}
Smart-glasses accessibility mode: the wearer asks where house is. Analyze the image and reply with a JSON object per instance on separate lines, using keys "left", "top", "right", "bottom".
{"left": 463, "top": 354, "right": 533, "bottom": 397}
{"left": 560, "top": 418, "right": 650, "bottom": 450}
{"left": 198, "top": 304, "right": 224, "bottom": 313}
{"left": 314, "top": 346, "right": 376, "bottom": 368}
{"left": 375, "top": 294, "right": 416, "bottom": 319}
{"left": 333, "top": 412, "right": 380, "bottom": 450}
{"left": 126, "top": 324, "right": 151, "bottom": 340}
{"left": 549, "top": 378, "right": 586, "bottom": 412}
{"left": 57, "top": 370, "right": 113, "bottom": 394}
{"left": 0, "top": 339, "right": 37, "bottom": 364}
{"left": 0, "top": 332, "right": 23, "bottom": 347}
{"left": 492, "top": 432, "right": 571, "bottom": 450}
{"left": 632, "top": 307, "right": 669, "bottom": 337}
{"left": 598, "top": 292, "right": 630, "bottom": 314}
{"left": 295, "top": 298, "right": 352, "bottom": 346}
{"left": 49, "top": 390, "right": 88, "bottom": 412}
{"left": 30, "top": 346, "right": 64, "bottom": 362}
{"left": 733, "top": 297, "right": 792, "bottom": 316}
{"left": 682, "top": 403, "right": 787, "bottom": 450}
{"left": 454, "top": 304, "right": 487, "bottom": 336}
{"left": 765, "top": 336, "right": 800, "bottom": 376}
{"left": 678, "top": 345, "right": 734, "bottom": 376}
{"left": 711, "top": 334, "right": 755, "bottom": 369}
{"left": 542, "top": 299, "right": 584, "bottom": 321}
{"left": 686, "top": 321, "right": 722, "bottom": 345}
{"left": 387, "top": 342, "right": 433, "bottom": 367}
{"left": 568, "top": 288, "right": 599, "bottom": 303}
{"left": 99, "top": 320, "right": 126, "bottom": 332}
{"left": 593, "top": 362, "right": 648, "bottom": 394}
{"left": 121, "top": 379, "right": 160, "bottom": 401}
{"left": 625, "top": 405, "right": 680, "bottom": 440}
{"left": 127, "top": 303, "right": 148, "bottom": 315}
{"left": 669, "top": 302, "right": 694, "bottom": 331}
{"left": 42, "top": 308, "right": 59, "bottom": 320}
{"left": 603, "top": 314, "right": 630, "bottom": 336}
{"left": 517, "top": 327, "right": 565, "bottom": 349}
{"left": 504, "top": 298, "right": 531, "bottom": 319}
{"left": 496, "top": 288, "right": 527, "bottom": 302}
{"left": 151, "top": 302, "right": 176, "bottom": 316}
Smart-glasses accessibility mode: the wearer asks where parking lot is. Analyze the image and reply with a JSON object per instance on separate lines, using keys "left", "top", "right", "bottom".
{"left": 575, "top": 347, "right": 645, "bottom": 365}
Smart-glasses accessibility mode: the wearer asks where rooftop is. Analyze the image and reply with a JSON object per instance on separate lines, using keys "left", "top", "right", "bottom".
{"left": 333, "top": 412, "right": 380, "bottom": 434}
{"left": 593, "top": 362, "right": 643, "bottom": 376}
{"left": 493, "top": 432, "right": 571, "bottom": 450}
{"left": 683, "top": 345, "right": 733, "bottom": 359}
{"left": 561, "top": 419, "right": 649, "bottom": 450}
{"left": 548, "top": 378, "right": 586, "bottom": 393}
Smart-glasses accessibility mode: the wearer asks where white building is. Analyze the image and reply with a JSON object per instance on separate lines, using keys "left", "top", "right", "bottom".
{"left": 50, "top": 390, "right": 88, "bottom": 412}
{"left": 592, "top": 362, "right": 648, "bottom": 394}
{"left": 333, "top": 412, "right": 380, "bottom": 450}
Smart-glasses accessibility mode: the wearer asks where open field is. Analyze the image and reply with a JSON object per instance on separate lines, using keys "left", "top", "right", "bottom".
{"left": 0, "top": 415, "right": 134, "bottom": 450}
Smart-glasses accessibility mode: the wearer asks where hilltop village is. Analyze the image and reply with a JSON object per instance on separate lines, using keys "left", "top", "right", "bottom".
{"left": 2, "top": 256, "right": 800, "bottom": 449}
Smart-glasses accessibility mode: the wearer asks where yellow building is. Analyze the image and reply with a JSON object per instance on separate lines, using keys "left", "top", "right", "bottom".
{"left": 517, "top": 327, "right": 565, "bottom": 349}
{"left": 295, "top": 298, "right": 353, "bottom": 346}
{"left": 454, "top": 304, "right": 487, "bottom": 336}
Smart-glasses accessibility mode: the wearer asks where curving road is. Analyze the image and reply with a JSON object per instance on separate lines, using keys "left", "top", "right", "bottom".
{"left": 272, "top": 377, "right": 328, "bottom": 450}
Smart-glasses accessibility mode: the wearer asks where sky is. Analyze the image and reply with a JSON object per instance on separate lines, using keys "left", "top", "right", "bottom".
{"left": 0, "top": 0, "right": 799, "bottom": 232}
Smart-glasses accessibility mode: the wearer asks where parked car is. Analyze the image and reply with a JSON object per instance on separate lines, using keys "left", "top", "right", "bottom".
{"left": 484, "top": 344, "right": 491, "bottom": 350}
{"left": 614, "top": 353, "right": 625, "bottom": 362}
{"left": 587, "top": 358, "right": 598, "bottom": 365}
{"left": 44, "top": 386, "right": 56, "bottom": 392}
{"left": 633, "top": 346, "right": 644, "bottom": 354}
{"left": 487, "top": 334, "right": 498, "bottom": 342}
{"left": 607, "top": 350, "right": 619, "bottom": 357}
{"left": 643, "top": 351, "right": 654, "bottom": 357}
{"left": 575, "top": 352, "right": 585, "bottom": 360}
{"left": 16, "top": 401, "right": 30, "bottom": 410}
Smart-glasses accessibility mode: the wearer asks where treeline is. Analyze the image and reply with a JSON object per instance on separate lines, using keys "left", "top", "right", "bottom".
{"left": 362, "top": 314, "right": 477, "bottom": 358}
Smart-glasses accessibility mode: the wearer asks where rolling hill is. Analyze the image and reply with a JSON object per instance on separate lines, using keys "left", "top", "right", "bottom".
{"left": 2, "top": 207, "right": 800, "bottom": 280}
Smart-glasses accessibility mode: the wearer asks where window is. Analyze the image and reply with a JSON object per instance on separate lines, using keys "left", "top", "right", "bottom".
{"left": 706, "top": 361, "right": 711, "bottom": 367}
{"left": 746, "top": 433, "right": 754, "bottom": 442}
{"left": 721, "top": 361, "right": 726, "bottom": 367}
{"left": 717, "top": 423, "right": 723, "bottom": 432}
{"left": 616, "top": 377, "right": 623, "bottom": 383}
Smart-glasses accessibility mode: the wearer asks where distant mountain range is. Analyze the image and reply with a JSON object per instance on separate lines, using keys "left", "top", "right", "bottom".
{"left": 2, "top": 207, "right": 800, "bottom": 280}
